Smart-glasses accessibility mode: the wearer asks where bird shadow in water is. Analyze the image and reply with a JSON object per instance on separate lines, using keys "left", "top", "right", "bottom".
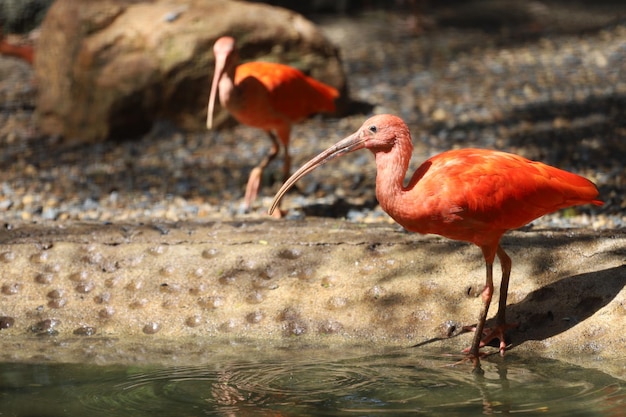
{"left": 491, "top": 264, "right": 626, "bottom": 348}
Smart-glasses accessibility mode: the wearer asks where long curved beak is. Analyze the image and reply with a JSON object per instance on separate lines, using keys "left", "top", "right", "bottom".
{"left": 268, "top": 130, "right": 367, "bottom": 215}
{"left": 206, "top": 56, "right": 225, "bottom": 129}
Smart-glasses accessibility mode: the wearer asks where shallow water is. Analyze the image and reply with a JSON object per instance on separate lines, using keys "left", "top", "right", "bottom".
{"left": 1, "top": 345, "right": 624, "bottom": 417}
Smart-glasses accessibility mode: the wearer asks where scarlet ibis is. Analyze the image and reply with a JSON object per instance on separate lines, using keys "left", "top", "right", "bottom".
{"left": 269, "top": 114, "right": 603, "bottom": 366}
{"left": 207, "top": 36, "right": 339, "bottom": 214}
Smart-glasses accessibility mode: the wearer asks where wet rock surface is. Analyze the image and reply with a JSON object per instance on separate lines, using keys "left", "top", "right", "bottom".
{"left": 0, "top": 220, "right": 625, "bottom": 373}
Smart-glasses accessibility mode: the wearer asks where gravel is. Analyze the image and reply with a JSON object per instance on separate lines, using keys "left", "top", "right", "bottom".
{"left": 0, "top": 3, "right": 624, "bottom": 229}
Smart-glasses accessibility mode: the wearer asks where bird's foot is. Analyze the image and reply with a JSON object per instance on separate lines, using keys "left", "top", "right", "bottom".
{"left": 243, "top": 167, "right": 263, "bottom": 210}
{"left": 269, "top": 207, "right": 285, "bottom": 219}
{"left": 238, "top": 201, "right": 284, "bottom": 218}
{"left": 237, "top": 201, "right": 251, "bottom": 216}
{"left": 462, "top": 322, "right": 518, "bottom": 356}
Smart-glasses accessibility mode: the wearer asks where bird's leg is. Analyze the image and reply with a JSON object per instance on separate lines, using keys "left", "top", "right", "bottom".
{"left": 269, "top": 126, "right": 292, "bottom": 218}
{"left": 243, "top": 132, "right": 281, "bottom": 212}
{"left": 483, "top": 245, "right": 518, "bottom": 355}
{"left": 282, "top": 141, "right": 291, "bottom": 183}
{"left": 466, "top": 260, "right": 494, "bottom": 366}
{"left": 265, "top": 142, "right": 291, "bottom": 219}
{"left": 466, "top": 246, "right": 518, "bottom": 357}
{"left": 495, "top": 246, "right": 511, "bottom": 324}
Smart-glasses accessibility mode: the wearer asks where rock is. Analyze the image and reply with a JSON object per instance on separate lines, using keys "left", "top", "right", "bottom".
{"left": 0, "top": 219, "right": 624, "bottom": 374}
{"left": 34, "top": 0, "right": 346, "bottom": 144}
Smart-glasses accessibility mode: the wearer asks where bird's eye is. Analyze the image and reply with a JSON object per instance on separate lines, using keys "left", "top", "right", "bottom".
{"left": 368, "top": 125, "right": 377, "bottom": 133}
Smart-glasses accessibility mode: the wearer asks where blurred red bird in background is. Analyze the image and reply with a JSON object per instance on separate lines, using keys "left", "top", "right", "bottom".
{"left": 270, "top": 114, "right": 603, "bottom": 368}
{"left": 0, "top": 25, "right": 34, "bottom": 64}
{"left": 207, "top": 36, "right": 339, "bottom": 215}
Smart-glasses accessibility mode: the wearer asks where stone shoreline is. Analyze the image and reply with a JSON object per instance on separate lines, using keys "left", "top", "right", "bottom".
{"left": 0, "top": 220, "right": 624, "bottom": 377}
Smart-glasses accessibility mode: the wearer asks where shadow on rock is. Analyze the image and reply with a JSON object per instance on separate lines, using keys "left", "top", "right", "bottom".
{"left": 504, "top": 265, "right": 626, "bottom": 347}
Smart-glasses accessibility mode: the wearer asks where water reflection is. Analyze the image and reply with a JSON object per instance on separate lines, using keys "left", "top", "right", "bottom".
{"left": 0, "top": 347, "right": 624, "bottom": 416}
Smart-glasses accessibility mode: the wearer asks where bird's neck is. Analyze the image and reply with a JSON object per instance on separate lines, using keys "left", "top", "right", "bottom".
{"left": 218, "top": 64, "right": 239, "bottom": 108}
{"left": 373, "top": 134, "right": 415, "bottom": 219}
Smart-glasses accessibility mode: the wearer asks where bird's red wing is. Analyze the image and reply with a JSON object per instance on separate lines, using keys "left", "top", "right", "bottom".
{"left": 422, "top": 149, "right": 601, "bottom": 232}
{"left": 236, "top": 62, "right": 338, "bottom": 122}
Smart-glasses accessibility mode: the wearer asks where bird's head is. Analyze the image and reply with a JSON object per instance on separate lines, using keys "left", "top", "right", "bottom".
{"left": 268, "top": 114, "right": 411, "bottom": 215}
{"left": 212, "top": 36, "right": 239, "bottom": 68}
{"left": 352, "top": 114, "right": 409, "bottom": 153}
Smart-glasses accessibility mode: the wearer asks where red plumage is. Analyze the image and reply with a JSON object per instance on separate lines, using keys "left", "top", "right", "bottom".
{"left": 234, "top": 62, "right": 337, "bottom": 135}
{"left": 207, "top": 36, "right": 339, "bottom": 213}
{"left": 395, "top": 148, "right": 602, "bottom": 247}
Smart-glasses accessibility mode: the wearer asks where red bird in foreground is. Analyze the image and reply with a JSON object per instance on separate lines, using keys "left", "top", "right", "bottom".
{"left": 207, "top": 36, "right": 339, "bottom": 214}
{"left": 269, "top": 114, "right": 603, "bottom": 367}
